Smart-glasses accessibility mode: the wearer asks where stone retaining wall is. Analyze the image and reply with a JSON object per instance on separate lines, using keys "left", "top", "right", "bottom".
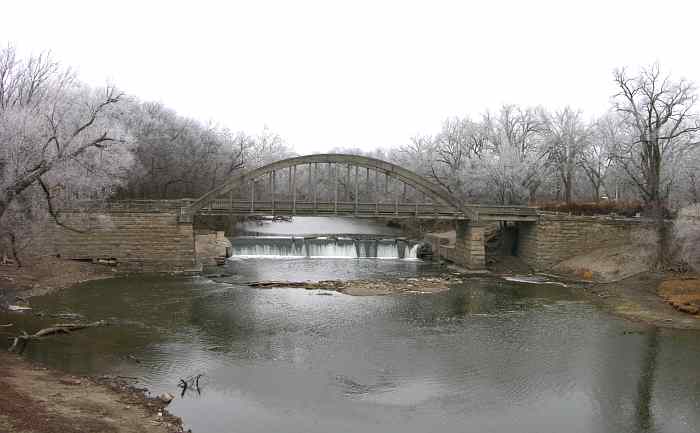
{"left": 517, "top": 213, "right": 651, "bottom": 269}
{"left": 48, "top": 210, "right": 198, "bottom": 273}
{"left": 195, "top": 231, "right": 232, "bottom": 266}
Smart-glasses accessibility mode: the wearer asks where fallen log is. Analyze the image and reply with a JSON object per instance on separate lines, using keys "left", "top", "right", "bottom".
{"left": 248, "top": 281, "right": 310, "bottom": 288}
{"left": 8, "top": 320, "right": 108, "bottom": 353}
{"left": 0, "top": 323, "right": 13, "bottom": 328}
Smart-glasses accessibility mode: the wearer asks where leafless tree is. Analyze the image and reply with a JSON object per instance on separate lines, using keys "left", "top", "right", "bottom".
{"left": 612, "top": 64, "right": 700, "bottom": 263}
{"left": 0, "top": 46, "right": 126, "bottom": 223}
{"left": 541, "top": 107, "right": 590, "bottom": 204}
{"left": 612, "top": 64, "right": 700, "bottom": 210}
{"left": 579, "top": 114, "right": 621, "bottom": 201}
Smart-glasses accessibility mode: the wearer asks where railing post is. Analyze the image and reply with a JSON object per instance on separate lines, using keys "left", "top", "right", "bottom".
{"left": 354, "top": 165, "right": 359, "bottom": 215}
{"left": 334, "top": 164, "right": 338, "bottom": 214}
{"left": 395, "top": 196, "right": 399, "bottom": 216}
{"left": 366, "top": 167, "right": 370, "bottom": 197}
{"left": 292, "top": 165, "right": 297, "bottom": 215}
{"left": 308, "top": 163, "right": 313, "bottom": 211}
{"left": 313, "top": 162, "right": 318, "bottom": 212}
{"left": 271, "top": 170, "right": 276, "bottom": 215}
{"left": 250, "top": 181, "right": 255, "bottom": 213}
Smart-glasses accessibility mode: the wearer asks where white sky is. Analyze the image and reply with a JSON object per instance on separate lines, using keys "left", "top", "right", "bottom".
{"left": 3, "top": 0, "right": 700, "bottom": 154}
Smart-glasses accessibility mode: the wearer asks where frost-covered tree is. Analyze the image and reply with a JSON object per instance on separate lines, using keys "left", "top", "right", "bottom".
{"left": 612, "top": 64, "right": 700, "bottom": 264}
{"left": 541, "top": 107, "right": 590, "bottom": 204}
{"left": 579, "top": 113, "right": 623, "bottom": 201}
{"left": 0, "top": 46, "right": 131, "bottom": 261}
{"left": 612, "top": 64, "right": 700, "bottom": 213}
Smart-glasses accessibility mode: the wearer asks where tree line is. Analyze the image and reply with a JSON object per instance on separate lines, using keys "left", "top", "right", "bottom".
{"left": 1, "top": 45, "right": 698, "bottom": 266}
{"left": 389, "top": 67, "right": 699, "bottom": 213}
{"left": 0, "top": 45, "right": 292, "bottom": 260}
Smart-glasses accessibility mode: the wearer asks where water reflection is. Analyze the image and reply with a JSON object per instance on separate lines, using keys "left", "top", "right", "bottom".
{"left": 2, "top": 266, "right": 700, "bottom": 433}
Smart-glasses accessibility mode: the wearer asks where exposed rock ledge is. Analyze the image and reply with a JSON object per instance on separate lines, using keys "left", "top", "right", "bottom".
{"left": 248, "top": 276, "right": 462, "bottom": 296}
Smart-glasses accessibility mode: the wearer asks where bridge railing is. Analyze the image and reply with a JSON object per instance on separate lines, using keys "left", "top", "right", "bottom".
{"left": 198, "top": 199, "right": 463, "bottom": 218}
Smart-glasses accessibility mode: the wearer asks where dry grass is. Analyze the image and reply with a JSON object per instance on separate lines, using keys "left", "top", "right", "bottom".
{"left": 536, "top": 200, "right": 647, "bottom": 217}
{"left": 658, "top": 277, "right": 700, "bottom": 315}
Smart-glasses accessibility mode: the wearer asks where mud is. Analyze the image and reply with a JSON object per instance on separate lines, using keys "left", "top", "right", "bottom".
{"left": 0, "top": 353, "right": 185, "bottom": 433}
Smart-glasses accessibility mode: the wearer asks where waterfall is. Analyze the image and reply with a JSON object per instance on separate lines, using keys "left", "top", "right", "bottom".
{"left": 404, "top": 243, "right": 419, "bottom": 260}
{"left": 230, "top": 236, "right": 420, "bottom": 260}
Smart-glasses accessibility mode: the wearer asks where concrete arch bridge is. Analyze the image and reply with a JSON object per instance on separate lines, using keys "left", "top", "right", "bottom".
{"left": 50, "top": 154, "right": 641, "bottom": 273}
{"left": 181, "top": 154, "right": 537, "bottom": 224}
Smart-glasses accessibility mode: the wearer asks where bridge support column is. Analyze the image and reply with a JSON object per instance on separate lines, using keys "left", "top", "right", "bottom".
{"left": 455, "top": 221, "right": 486, "bottom": 270}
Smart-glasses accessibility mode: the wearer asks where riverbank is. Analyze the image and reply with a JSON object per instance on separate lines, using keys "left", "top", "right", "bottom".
{"left": 540, "top": 270, "right": 700, "bottom": 330}
{"left": 0, "top": 257, "right": 114, "bottom": 306}
{"left": 0, "top": 259, "right": 189, "bottom": 433}
{"left": 0, "top": 352, "right": 185, "bottom": 433}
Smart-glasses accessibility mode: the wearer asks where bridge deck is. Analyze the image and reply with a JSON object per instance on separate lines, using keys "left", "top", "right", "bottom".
{"left": 196, "top": 200, "right": 538, "bottom": 222}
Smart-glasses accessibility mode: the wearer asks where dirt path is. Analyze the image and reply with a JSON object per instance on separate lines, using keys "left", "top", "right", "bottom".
{"left": 0, "top": 353, "right": 184, "bottom": 433}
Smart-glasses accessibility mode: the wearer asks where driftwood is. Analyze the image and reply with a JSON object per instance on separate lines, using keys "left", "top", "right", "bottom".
{"left": 178, "top": 373, "right": 204, "bottom": 397}
{"left": 248, "top": 281, "right": 310, "bottom": 288}
{"left": 0, "top": 323, "right": 13, "bottom": 328}
{"left": 50, "top": 313, "right": 84, "bottom": 320}
{"left": 8, "top": 320, "right": 108, "bottom": 353}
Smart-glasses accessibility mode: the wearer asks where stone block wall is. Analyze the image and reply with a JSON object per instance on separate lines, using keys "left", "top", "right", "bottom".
{"left": 455, "top": 222, "right": 486, "bottom": 269}
{"left": 195, "top": 231, "right": 232, "bottom": 266}
{"left": 517, "top": 213, "right": 650, "bottom": 269}
{"left": 48, "top": 210, "right": 198, "bottom": 273}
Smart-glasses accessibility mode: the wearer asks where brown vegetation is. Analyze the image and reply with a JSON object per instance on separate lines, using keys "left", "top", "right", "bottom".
{"left": 536, "top": 200, "right": 645, "bottom": 217}
{"left": 658, "top": 277, "right": 700, "bottom": 316}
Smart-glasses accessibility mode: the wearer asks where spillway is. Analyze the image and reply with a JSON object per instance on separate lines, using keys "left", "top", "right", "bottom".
{"left": 230, "top": 236, "right": 419, "bottom": 259}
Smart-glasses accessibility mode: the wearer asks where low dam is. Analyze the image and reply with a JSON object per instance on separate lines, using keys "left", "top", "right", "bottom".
{"left": 230, "top": 236, "right": 419, "bottom": 259}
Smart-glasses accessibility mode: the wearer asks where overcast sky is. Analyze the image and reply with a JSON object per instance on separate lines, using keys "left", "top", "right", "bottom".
{"left": 3, "top": 0, "right": 700, "bottom": 154}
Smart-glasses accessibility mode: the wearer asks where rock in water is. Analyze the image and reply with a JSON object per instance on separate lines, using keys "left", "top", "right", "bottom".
{"left": 159, "top": 393, "right": 175, "bottom": 404}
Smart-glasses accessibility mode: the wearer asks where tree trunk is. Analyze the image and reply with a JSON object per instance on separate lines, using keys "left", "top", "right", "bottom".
{"left": 8, "top": 232, "right": 22, "bottom": 268}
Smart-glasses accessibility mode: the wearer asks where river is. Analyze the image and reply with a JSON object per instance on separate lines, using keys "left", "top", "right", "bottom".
{"left": 2, "top": 217, "right": 700, "bottom": 433}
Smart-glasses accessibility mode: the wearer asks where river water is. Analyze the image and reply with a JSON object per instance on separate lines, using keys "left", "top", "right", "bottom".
{"left": 2, "top": 217, "right": 700, "bottom": 433}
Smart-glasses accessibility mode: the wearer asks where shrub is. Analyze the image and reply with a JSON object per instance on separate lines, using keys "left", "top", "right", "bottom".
{"left": 535, "top": 200, "right": 645, "bottom": 217}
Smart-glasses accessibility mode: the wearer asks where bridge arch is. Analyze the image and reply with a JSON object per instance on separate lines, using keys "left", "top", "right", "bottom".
{"left": 185, "top": 154, "right": 464, "bottom": 218}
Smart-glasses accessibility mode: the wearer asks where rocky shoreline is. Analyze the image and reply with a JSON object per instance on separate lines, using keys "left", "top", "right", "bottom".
{"left": 0, "top": 258, "right": 187, "bottom": 433}
{"left": 0, "top": 352, "right": 186, "bottom": 433}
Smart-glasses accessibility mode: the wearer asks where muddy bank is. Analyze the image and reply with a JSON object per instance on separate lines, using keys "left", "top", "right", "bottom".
{"left": 248, "top": 276, "right": 462, "bottom": 296}
{"left": 0, "top": 352, "right": 185, "bottom": 433}
{"left": 552, "top": 271, "right": 700, "bottom": 330}
{"left": 0, "top": 259, "right": 188, "bottom": 432}
{"left": 0, "top": 257, "right": 113, "bottom": 305}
